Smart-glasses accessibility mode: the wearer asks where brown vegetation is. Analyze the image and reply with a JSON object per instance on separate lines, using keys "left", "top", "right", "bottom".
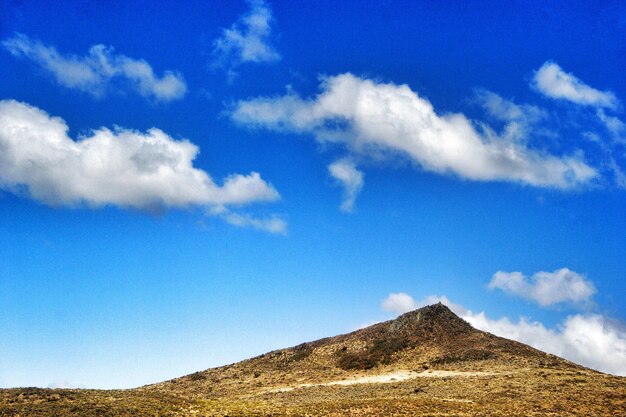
{"left": 2, "top": 303, "right": 624, "bottom": 416}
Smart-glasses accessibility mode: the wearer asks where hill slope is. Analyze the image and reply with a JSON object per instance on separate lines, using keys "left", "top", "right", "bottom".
{"left": 2, "top": 304, "right": 625, "bottom": 416}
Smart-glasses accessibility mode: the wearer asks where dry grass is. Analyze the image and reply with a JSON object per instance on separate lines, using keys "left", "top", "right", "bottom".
{"left": 2, "top": 304, "right": 625, "bottom": 416}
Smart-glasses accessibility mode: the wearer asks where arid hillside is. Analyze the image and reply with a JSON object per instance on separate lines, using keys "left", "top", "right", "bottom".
{"left": 2, "top": 304, "right": 625, "bottom": 416}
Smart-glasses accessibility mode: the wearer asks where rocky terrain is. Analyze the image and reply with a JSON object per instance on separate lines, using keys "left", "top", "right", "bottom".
{"left": 2, "top": 303, "right": 624, "bottom": 416}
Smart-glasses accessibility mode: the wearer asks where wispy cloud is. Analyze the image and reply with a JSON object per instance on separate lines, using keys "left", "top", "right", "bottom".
{"left": 212, "top": 0, "right": 280, "bottom": 79}
{"left": 529, "top": 62, "right": 626, "bottom": 190}
{"left": 0, "top": 100, "right": 281, "bottom": 228}
{"left": 328, "top": 158, "right": 364, "bottom": 212}
{"left": 2, "top": 33, "right": 187, "bottom": 101}
{"left": 596, "top": 109, "right": 626, "bottom": 139}
{"left": 488, "top": 268, "right": 596, "bottom": 307}
{"left": 532, "top": 61, "right": 619, "bottom": 109}
{"left": 218, "top": 210, "right": 287, "bottom": 234}
{"left": 47, "top": 380, "right": 84, "bottom": 389}
{"left": 473, "top": 89, "right": 549, "bottom": 142}
{"left": 380, "top": 292, "right": 626, "bottom": 376}
{"left": 475, "top": 89, "right": 547, "bottom": 125}
{"left": 232, "top": 73, "right": 597, "bottom": 194}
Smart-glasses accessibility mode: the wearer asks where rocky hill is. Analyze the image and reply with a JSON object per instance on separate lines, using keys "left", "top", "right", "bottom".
{"left": 2, "top": 304, "right": 624, "bottom": 416}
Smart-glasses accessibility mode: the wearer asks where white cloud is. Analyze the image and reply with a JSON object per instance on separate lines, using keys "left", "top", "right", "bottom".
{"left": 488, "top": 268, "right": 596, "bottom": 307}
{"left": 464, "top": 311, "right": 626, "bottom": 376}
{"left": 47, "top": 380, "right": 84, "bottom": 389}
{"left": 597, "top": 109, "right": 626, "bottom": 139}
{"left": 581, "top": 115, "right": 626, "bottom": 189}
{"left": 380, "top": 292, "right": 626, "bottom": 375}
{"left": 532, "top": 61, "right": 619, "bottom": 109}
{"left": 475, "top": 89, "right": 547, "bottom": 125}
{"left": 232, "top": 73, "right": 597, "bottom": 190}
{"left": 381, "top": 292, "right": 466, "bottom": 316}
{"left": 474, "top": 89, "right": 548, "bottom": 142}
{"left": 0, "top": 99, "right": 279, "bottom": 215}
{"left": 212, "top": 0, "right": 280, "bottom": 76}
{"left": 215, "top": 172, "right": 280, "bottom": 206}
{"left": 328, "top": 158, "right": 364, "bottom": 212}
{"left": 222, "top": 211, "right": 287, "bottom": 234}
{"left": 2, "top": 33, "right": 186, "bottom": 101}
{"left": 381, "top": 292, "right": 418, "bottom": 315}
{"left": 414, "top": 295, "right": 468, "bottom": 316}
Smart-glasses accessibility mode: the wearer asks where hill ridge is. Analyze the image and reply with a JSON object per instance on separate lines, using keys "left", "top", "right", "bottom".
{"left": 3, "top": 303, "right": 624, "bottom": 416}
{"left": 154, "top": 303, "right": 583, "bottom": 394}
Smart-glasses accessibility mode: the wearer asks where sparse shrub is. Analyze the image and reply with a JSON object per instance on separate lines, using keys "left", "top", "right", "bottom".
{"left": 287, "top": 343, "right": 313, "bottom": 362}
{"left": 337, "top": 351, "right": 379, "bottom": 370}
{"left": 336, "top": 337, "right": 409, "bottom": 370}
{"left": 372, "top": 337, "right": 409, "bottom": 364}
{"left": 431, "top": 348, "right": 495, "bottom": 365}
{"left": 187, "top": 372, "right": 206, "bottom": 381}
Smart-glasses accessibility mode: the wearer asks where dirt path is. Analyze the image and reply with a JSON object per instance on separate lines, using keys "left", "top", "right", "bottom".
{"left": 268, "top": 370, "right": 496, "bottom": 392}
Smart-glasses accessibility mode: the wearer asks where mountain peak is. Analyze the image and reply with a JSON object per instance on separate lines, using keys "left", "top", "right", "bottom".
{"left": 388, "top": 302, "right": 472, "bottom": 334}
{"left": 152, "top": 302, "right": 586, "bottom": 400}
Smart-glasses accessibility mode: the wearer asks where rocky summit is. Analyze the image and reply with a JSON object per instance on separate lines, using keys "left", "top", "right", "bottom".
{"left": 2, "top": 304, "right": 624, "bottom": 416}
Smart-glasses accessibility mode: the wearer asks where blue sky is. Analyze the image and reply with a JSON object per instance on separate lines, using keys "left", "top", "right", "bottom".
{"left": 1, "top": 0, "right": 625, "bottom": 388}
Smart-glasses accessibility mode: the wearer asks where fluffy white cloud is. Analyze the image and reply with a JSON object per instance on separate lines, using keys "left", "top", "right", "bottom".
{"left": 464, "top": 311, "right": 626, "bottom": 376}
{"left": 532, "top": 61, "right": 619, "bottom": 109}
{"left": 381, "top": 292, "right": 418, "bottom": 315}
{"left": 212, "top": 0, "right": 280, "bottom": 76}
{"left": 232, "top": 73, "right": 597, "bottom": 190}
{"left": 488, "top": 268, "right": 596, "bottom": 307}
{"left": 2, "top": 33, "right": 186, "bottom": 101}
{"left": 0, "top": 99, "right": 279, "bottom": 213}
{"left": 380, "top": 292, "right": 626, "bottom": 375}
{"left": 328, "top": 158, "right": 364, "bottom": 212}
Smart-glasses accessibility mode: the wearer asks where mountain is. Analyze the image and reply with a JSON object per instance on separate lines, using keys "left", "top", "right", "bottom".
{"left": 2, "top": 304, "right": 624, "bottom": 416}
